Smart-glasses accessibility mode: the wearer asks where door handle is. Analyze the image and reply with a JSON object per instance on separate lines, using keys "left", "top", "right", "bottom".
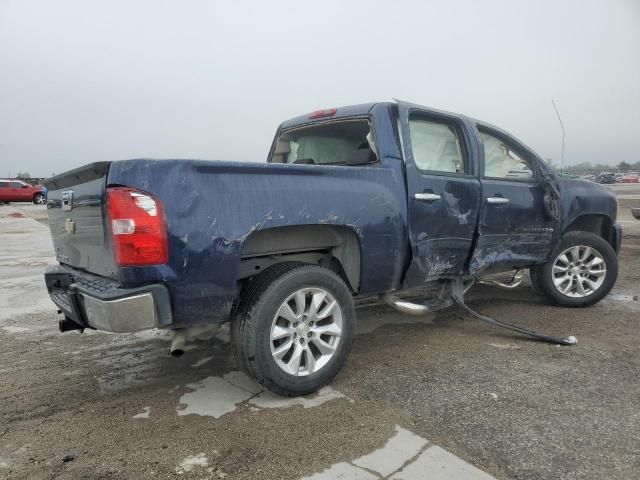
{"left": 486, "top": 196, "right": 510, "bottom": 204}
{"left": 415, "top": 193, "right": 441, "bottom": 202}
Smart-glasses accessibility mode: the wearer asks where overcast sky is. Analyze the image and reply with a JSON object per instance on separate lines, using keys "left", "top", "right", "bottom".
{"left": 1, "top": 0, "right": 639, "bottom": 177}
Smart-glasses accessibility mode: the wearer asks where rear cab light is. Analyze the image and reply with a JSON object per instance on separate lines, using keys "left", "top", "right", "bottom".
{"left": 308, "top": 108, "right": 337, "bottom": 119}
{"left": 106, "top": 187, "right": 168, "bottom": 266}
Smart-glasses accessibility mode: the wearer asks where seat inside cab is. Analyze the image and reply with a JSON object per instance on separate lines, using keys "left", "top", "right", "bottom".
{"left": 270, "top": 120, "right": 378, "bottom": 166}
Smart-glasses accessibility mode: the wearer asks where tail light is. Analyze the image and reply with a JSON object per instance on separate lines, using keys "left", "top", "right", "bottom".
{"left": 106, "top": 187, "right": 168, "bottom": 266}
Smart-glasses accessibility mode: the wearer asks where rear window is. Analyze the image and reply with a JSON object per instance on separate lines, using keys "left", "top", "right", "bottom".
{"left": 271, "top": 120, "right": 378, "bottom": 166}
{"left": 0, "top": 181, "right": 9, "bottom": 188}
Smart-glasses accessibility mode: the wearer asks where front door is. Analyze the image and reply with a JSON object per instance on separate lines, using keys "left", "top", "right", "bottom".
{"left": 397, "top": 102, "right": 481, "bottom": 286}
{"left": 469, "top": 125, "right": 560, "bottom": 275}
{"left": 9, "top": 181, "right": 29, "bottom": 201}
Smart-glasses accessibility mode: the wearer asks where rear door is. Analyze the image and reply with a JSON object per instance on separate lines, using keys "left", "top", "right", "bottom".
{"left": 468, "top": 124, "right": 559, "bottom": 274}
{"left": 396, "top": 102, "right": 481, "bottom": 285}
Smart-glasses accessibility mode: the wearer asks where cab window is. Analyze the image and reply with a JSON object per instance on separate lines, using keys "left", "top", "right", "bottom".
{"left": 271, "top": 120, "right": 378, "bottom": 166}
{"left": 408, "top": 117, "right": 467, "bottom": 174}
{"left": 479, "top": 130, "right": 535, "bottom": 180}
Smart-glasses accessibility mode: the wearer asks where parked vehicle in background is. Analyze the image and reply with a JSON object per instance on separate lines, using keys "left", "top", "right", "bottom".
{"left": 621, "top": 174, "right": 639, "bottom": 183}
{"left": 583, "top": 175, "right": 597, "bottom": 182}
{"left": 615, "top": 173, "right": 624, "bottom": 182}
{"left": 598, "top": 173, "right": 616, "bottom": 184}
{"left": 43, "top": 101, "right": 621, "bottom": 396}
{"left": 0, "top": 179, "right": 47, "bottom": 204}
{"left": 559, "top": 172, "right": 579, "bottom": 179}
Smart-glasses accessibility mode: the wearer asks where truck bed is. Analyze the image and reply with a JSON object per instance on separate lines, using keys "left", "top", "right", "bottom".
{"left": 45, "top": 159, "right": 408, "bottom": 327}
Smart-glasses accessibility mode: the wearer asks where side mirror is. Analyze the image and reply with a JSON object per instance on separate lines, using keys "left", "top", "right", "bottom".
{"left": 22, "top": 184, "right": 28, "bottom": 188}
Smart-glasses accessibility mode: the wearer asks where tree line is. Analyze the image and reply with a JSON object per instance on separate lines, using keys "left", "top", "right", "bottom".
{"left": 545, "top": 158, "right": 640, "bottom": 173}
{"left": 562, "top": 161, "right": 640, "bottom": 173}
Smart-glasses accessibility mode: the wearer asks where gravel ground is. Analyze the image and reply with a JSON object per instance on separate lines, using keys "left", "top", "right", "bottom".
{"left": 0, "top": 204, "right": 638, "bottom": 479}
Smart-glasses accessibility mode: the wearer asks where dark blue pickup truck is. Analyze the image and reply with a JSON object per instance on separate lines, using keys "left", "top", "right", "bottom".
{"left": 44, "top": 101, "right": 621, "bottom": 395}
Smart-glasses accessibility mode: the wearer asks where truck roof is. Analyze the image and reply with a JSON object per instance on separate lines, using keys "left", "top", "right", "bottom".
{"left": 279, "top": 100, "right": 543, "bottom": 165}
{"left": 279, "top": 100, "right": 472, "bottom": 131}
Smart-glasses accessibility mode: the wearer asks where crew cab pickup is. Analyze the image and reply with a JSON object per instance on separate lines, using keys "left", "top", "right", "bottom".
{"left": 44, "top": 101, "right": 621, "bottom": 395}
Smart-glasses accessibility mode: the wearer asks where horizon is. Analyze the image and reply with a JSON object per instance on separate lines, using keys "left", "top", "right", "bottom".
{"left": 1, "top": 0, "right": 639, "bottom": 177}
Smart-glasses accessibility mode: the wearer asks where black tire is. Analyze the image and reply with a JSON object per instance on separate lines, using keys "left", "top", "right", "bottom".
{"left": 33, "top": 192, "right": 46, "bottom": 205}
{"left": 531, "top": 231, "right": 618, "bottom": 307}
{"left": 231, "top": 263, "right": 355, "bottom": 396}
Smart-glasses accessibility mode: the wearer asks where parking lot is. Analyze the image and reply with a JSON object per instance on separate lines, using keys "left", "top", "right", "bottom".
{"left": 1, "top": 192, "right": 639, "bottom": 479}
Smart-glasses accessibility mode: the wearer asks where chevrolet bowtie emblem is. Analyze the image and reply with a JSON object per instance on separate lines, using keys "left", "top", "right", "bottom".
{"left": 64, "top": 218, "right": 76, "bottom": 234}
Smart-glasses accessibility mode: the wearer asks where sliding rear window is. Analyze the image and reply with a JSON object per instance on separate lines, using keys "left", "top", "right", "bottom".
{"left": 271, "top": 120, "right": 378, "bottom": 166}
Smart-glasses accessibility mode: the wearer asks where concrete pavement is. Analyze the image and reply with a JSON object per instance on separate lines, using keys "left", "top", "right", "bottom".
{"left": 1, "top": 203, "right": 639, "bottom": 479}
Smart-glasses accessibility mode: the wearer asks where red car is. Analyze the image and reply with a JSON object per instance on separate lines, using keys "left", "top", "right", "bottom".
{"left": 621, "top": 175, "right": 639, "bottom": 183}
{"left": 0, "top": 179, "right": 47, "bottom": 204}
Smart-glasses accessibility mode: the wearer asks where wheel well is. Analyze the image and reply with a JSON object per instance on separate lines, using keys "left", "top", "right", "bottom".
{"left": 238, "top": 225, "right": 361, "bottom": 292}
{"left": 564, "top": 214, "right": 614, "bottom": 246}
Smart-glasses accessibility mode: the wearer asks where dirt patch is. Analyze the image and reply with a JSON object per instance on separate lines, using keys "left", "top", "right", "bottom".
{"left": 0, "top": 212, "right": 26, "bottom": 218}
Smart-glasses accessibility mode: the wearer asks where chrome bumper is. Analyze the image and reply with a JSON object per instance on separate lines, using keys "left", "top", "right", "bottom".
{"left": 82, "top": 292, "right": 159, "bottom": 332}
{"left": 45, "top": 265, "right": 172, "bottom": 333}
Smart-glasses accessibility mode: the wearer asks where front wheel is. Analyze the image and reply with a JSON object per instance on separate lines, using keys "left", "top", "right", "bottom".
{"left": 531, "top": 231, "right": 618, "bottom": 307}
{"left": 231, "top": 263, "right": 355, "bottom": 396}
{"left": 33, "top": 192, "right": 46, "bottom": 205}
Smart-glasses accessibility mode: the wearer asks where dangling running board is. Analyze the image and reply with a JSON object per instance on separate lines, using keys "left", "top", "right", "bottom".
{"left": 450, "top": 279, "right": 577, "bottom": 346}
{"left": 381, "top": 279, "right": 577, "bottom": 346}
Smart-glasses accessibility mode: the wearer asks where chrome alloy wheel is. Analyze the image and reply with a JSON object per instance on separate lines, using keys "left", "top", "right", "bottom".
{"left": 270, "top": 287, "right": 343, "bottom": 376}
{"left": 552, "top": 245, "right": 606, "bottom": 298}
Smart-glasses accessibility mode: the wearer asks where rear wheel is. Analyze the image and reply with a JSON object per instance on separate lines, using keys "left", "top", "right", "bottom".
{"left": 531, "top": 231, "right": 618, "bottom": 307}
{"left": 232, "top": 263, "right": 355, "bottom": 396}
{"left": 33, "top": 192, "right": 46, "bottom": 205}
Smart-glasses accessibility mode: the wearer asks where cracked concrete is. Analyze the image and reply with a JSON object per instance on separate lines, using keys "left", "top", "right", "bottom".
{"left": 304, "top": 426, "right": 494, "bottom": 480}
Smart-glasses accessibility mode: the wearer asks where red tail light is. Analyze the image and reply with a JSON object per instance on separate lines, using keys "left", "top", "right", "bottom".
{"left": 106, "top": 187, "right": 168, "bottom": 266}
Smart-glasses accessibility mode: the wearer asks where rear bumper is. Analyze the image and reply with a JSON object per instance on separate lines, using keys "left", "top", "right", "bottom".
{"left": 45, "top": 265, "right": 172, "bottom": 332}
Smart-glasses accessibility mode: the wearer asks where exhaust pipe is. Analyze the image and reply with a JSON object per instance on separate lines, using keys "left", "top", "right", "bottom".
{"left": 170, "top": 330, "right": 186, "bottom": 357}
{"left": 169, "top": 324, "right": 221, "bottom": 357}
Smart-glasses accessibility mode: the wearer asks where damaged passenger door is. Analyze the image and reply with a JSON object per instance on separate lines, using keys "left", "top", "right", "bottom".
{"left": 396, "top": 102, "right": 481, "bottom": 285}
{"left": 468, "top": 124, "right": 560, "bottom": 275}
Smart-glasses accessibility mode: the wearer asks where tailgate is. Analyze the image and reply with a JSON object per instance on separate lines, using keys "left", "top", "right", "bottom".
{"left": 44, "top": 162, "right": 116, "bottom": 278}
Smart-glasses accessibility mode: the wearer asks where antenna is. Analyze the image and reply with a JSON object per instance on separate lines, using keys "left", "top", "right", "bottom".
{"left": 551, "top": 99, "right": 565, "bottom": 175}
